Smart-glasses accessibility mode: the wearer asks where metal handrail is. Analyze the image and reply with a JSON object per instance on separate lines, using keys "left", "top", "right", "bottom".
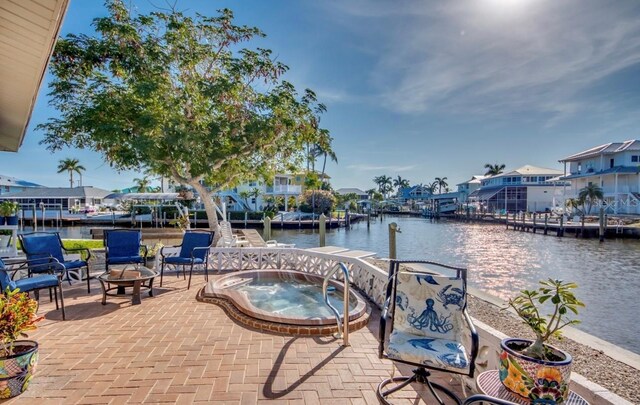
{"left": 322, "top": 262, "right": 350, "bottom": 346}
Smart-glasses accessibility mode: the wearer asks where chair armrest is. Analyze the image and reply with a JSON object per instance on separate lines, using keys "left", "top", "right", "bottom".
{"left": 8, "top": 257, "right": 66, "bottom": 278}
{"left": 190, "top": 246, "right": 211, "bottom": 259}
{"left": 463, "top": 309, "right": 480, "bottom": 377}
{"left": 63, "top": 246, "right": 92, "bottom": 261}
{"left": 160, "top": 245, "right": 180, "bottom": 258}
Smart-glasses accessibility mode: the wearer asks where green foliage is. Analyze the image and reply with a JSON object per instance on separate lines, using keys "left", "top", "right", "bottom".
{"left": 38, "top": 0, "right": 333, "bottom": 229}
{"left": 0, "top": 288, "right": 42, "bottom": 356}
{"left": 484, "top": 163, "right": 506, "bottom": 176}
{"left": 578, "top": 184, "right": 604, "bottom": 215}
{"left": 0, "top": 201, "right": 19, "bottom": 217}
{"left": 373, "top": 175, "right": 393, "bottom": 198}
{"left": 299, "top": 190, "right": 335, "bottom": 214}
{"left": 507, "top": 279, "right": 584, "bottom": 360}
{"left": 169, "top": 215, "right": 190, "bottom": 231}
{"left": 57, "top": 158, "right": 85, "bottom": 188}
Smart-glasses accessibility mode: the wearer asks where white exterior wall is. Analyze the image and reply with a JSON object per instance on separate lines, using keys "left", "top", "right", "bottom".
{"left": 526, "top": 186, "right": 563, "bottom": 212}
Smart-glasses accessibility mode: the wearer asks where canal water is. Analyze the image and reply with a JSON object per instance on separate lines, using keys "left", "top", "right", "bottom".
{"left": 44, "top": 217, "right": 640, "bottom": 354}
{"left": 270, "top": 216, "right": 640, "bottom": 355}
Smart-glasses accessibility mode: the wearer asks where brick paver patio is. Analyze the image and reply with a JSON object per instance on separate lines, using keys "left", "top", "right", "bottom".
{"left": 8, "top": 269, "right": 465, "bottom": 404}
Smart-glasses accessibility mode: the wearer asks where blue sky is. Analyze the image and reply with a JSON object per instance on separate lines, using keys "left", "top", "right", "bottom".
{"left": 2, "top": 0, "right": 640, "bottom": 191}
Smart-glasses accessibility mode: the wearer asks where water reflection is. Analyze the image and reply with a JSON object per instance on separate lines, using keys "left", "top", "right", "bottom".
{"left": 270, "top": 216, "right": 640, "bottom": 354}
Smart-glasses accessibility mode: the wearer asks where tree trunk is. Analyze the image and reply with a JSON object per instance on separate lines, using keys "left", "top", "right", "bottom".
{"left": 69, "top": 171, "right": 73, "bottom": 188}
{"left": 188, "top": 180, "right": 220, "bottom": 231}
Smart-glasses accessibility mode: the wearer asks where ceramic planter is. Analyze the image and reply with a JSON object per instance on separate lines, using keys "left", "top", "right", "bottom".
{"left": 0, "top": 340, "right": 39, "bottom": 399}
{"left": 4, "top": 216, "right": 18, "bottom": 226}
{"left": 499, "top": 338, "right": 572, "bottom": 403}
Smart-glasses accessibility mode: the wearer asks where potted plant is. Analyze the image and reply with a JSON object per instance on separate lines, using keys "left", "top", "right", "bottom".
{"left": 0, "top": 287, "right": 42, "bottom": 398}
{"left": 499, "top": 279, "right": 584, "bottom": 403}
{"left": 0, "top": 201, "right": 19, "bottom": 226}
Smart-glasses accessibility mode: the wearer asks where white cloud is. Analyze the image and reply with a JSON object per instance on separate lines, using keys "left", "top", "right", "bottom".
{"left": 329, "top": 0, "right": 640, "bottom": 123}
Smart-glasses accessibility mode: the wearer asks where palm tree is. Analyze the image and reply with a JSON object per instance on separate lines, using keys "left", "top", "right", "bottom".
{"left": 434, "top": 177, "right": 448, "bottom": 194}
{"left": 484, "top": 163, "right": 506, "bottom": 176}
{"left": 393, "top": 176, "right": 410, "bottom": 196}
{"left": 373, "top": 175, "right": 393, "bottom": 199}
{"left": 57, "top": 158, "right": 85, "bottom": 188}
{"left": 578, "top": 184, "right": 603, "bottom": 215}
{"left": 133, "top": 177, "right": 151, "bottom": 193}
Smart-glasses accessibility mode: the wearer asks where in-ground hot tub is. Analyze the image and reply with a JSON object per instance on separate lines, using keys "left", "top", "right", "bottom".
{"left": 201, "top": 269, "right": 369, "bottom": 334}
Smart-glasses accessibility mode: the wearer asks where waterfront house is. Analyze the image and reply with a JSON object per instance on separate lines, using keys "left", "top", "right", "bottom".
{"left": 469, "top": 165, "right": 565, "bottom": 213}
{"left": 559, "top": 140, "right": 640, "bottom": 215}
{"left": 0, "top": 186, "right": 113, "bottom": 212}
{"left": 456, "top": 175, "right": 486, "bottom": 203}
{"left": 0, "top": 175, "right": 43, "bottom": 196}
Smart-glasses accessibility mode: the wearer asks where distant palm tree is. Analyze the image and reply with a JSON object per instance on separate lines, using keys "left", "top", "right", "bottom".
{"left": 373, "top": 175, "right": 393, "bottom": 199}
{"left": 578, "top": 184, "right": 603, "bottom": 215}
{"left": 425, "top": 182, "right": 437, "bottom": 195}
{"left": 133, "top": 177, "right": 151, "bottom": 193}
{"left": 484, "top": 163, "right": 506, "bottom": 176}
{"left": 434, "top": 177, "right": 448, "bottom": 194}
{"left": 393, "top": 176, "right": 410, "bottom": 195}
{"left": 57, "top": 158, "right": 85, "bottom": 188}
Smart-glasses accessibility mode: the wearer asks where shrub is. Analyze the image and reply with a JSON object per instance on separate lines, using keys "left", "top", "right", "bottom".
{"left": 0, "top": 288, "right": 42, "bottom": 356}
{"left": 299, "top": 190, "right": 335, "bottom": 214}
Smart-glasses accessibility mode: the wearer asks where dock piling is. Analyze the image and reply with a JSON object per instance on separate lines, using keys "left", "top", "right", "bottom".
{"left": 319, "top": 214, "right": 326, "bottom": 247}
{"left": 599, "top": 208, "right": 605, "bottom": 242}
{"left": 388, "top": 222, "right": 400, "bottom": 259}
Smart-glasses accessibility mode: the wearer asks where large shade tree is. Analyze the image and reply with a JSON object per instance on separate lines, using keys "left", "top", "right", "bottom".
{"left": 57, "top": 158, "right": 85, "bottom": 188}
{"left": 38, "top": 1, "right": 332, "bottom": 229}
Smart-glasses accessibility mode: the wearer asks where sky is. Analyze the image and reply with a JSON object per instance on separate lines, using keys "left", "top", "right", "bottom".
{"left": 2, "top": 0, "right": 640, "bottom": 192}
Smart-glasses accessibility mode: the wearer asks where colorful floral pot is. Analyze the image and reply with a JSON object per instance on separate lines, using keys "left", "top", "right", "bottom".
{"left": 499, "top": 338, "right": 572, "bottom": 403}
{"left": 0, "top": 340, "right": 38, "bottom": 399}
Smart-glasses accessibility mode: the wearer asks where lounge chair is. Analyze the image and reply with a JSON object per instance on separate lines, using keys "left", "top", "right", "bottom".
{"left": 159, "top": 231, "right": 214, "bottom": 289}
{"left": 18, "top": 232, "right": 92, "bottom": 293}
{"left": 216, "top": 221, "right": 250, "bottom": 247}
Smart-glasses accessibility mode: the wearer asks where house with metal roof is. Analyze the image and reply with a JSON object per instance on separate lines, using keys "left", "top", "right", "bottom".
{"left": 559, "top": 140, "right": 640, "bottom": 214}
{"left": 0, "top": 175, "right": 43, "bottom": 196}
{"left": 469, "top": 165, "right": 566, "bottom": 213}
{"left": 0, "top": 186, "right": 113, "bottom": 211}
{"left": 456, "top": 175, "right": 486, "bottom": 203}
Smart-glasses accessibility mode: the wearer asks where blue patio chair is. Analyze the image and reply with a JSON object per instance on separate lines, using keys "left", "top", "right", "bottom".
{"left": 104, "top": 229, "right": 148, "bottom": 272}
{"left": 377, "top": 260, "right": 479, "bottom": 405}
{"left": 19, "top": 232, "right": 92, "bottom": 293}
{"left": 0, "top": 258, "right": 66, "bottom": 320}
{"left": 159, "top": 231, "right": 214, "bottom": 290}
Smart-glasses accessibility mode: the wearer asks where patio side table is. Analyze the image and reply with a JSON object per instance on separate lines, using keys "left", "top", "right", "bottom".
{"left": 98, "top": 267, "right": 158, "bottom": 305}
{"left": 476, "top": 370, "right": 589, "bottom": 405}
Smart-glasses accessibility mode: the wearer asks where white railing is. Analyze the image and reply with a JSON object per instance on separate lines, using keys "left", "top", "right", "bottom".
{"left": 206, "top": 247, "right": 389, "bottom": 308}
{"left": 265, "top": 185, "right": 302, "bottom": 194}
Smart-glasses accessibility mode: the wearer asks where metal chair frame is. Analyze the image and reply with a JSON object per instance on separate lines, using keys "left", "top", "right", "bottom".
{"left": 159, "top": 231, "right": 214, "bottom": 290}
{"left": 103, "top": 229, "right": 148, "bottom": 273}
{"left": 18, "top": 232, "right": 92, "bottom": 293}
{"left": 0, "top": 257, "right": 66, "bottom": 320}
{"left": 377, "top": 259, "right": 479, "bottom": 405}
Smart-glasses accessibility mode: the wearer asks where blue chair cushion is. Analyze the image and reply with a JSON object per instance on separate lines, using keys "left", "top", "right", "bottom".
{"left": 105, "top": 230, "right": 143, "bottom": 258}
{"left": 164, "top": 257, "right": 204, "bottom": 265}
{"left": 63, "top": 260, "right": 88, "bottom": 270}
{"left": 386, "top": 329, "right": 469, "bottom": 372}
{"left": 15, "top": 275, "right": 59, "bottom": 291}
{"left": 179, "top": 232, "right": 213, "bottom": 261}
{"left": 20, "top": 233, "right": 65, "bottom": 263}
{"left": 107, "top": 256, "right": 144, "bottom": 265}
{"left": 0, "top": 267, "right": 18, "bottom": 291}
